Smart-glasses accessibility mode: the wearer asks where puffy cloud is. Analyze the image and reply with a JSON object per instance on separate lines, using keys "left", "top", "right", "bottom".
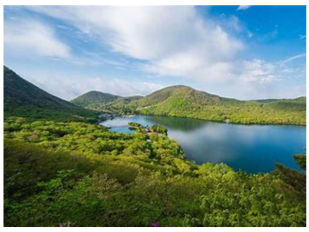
{"left": 4, "top": 18, "right": 71, "bottom": 58}
{"left": 19, "top": 69, "right": 164, "bottom": 100}
{"left": 219, "top": 58, "right": 305, "bottom": 99}
{"left": 27, "top": 6, "right": 243, "bottom": 80}
{"left": 240, "top": 59, "right": 280, "bottom": 84}
{"left": 5, "top": 6, "right": 305, "bottom": 100}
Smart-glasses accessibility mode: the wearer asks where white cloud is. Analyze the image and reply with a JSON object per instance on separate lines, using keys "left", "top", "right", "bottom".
{"left": 220, "top": 57, "right": 306, "bottom": 99}
{"left": 280, "top": 53, "right": 306, "bottom": 66}
{"left": 19, "top": 69, "right": 163, "bottom": 100}
{"left": 7, "top": 6, "right": 305, "bottom": 100}
{"left": 237, "top": 5, "right": 251, "bottom": 11}
{"left": 240, "top": 59, "right": 280, "bottom": 83}
{"left": 4, "top": 18, "right": 71, "bottom": 58}
{"left": 234, "top": 59, "right": 280, "bottom": 98}
{"left": 27, "top": 6, "right": 243, "bottom": 81}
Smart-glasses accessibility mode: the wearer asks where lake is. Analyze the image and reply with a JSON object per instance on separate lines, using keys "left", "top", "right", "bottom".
{"left": 101, "top": 115, "right": 306, "bottom": 173}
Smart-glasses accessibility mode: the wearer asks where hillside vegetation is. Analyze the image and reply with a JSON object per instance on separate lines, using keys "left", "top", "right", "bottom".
{"left": 3, "top": 66, "right": 306, "bottom": 227}
{"left": 71, "top": 91, "right": 121, "bottom": 110}
{"left": 4, "top": 117, "right": 306, "bottom": 226}
{"left": 4, "top": 66, "right": 98, "bottom": 122}
{"left": 75, "top": 85, "right": 306, "bottom": 125}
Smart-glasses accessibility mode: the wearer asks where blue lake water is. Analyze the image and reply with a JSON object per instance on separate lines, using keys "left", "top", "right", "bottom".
{"left": 101, "top": 115, "right": 306, "bottom": 173}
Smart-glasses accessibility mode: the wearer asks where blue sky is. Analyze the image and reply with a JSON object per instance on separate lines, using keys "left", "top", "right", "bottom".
{"left": 4, "top": 5, "right": 306, "bottom": 100}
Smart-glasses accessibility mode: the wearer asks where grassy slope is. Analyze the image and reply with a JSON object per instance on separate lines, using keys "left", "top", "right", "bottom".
{"left": 71, "top": 91, "right": 143, "bottom": 114}
{"left": 71, "top": 91, "right": 121, "bottom": 110}
{"left": 4, "top": 119, "right": 306, "bottom": 226}
{"left": 4, "top": 66, "right": 98, "bottom": 122}
{"left": 103, "top": 85, "right": 306, "bottom": 125}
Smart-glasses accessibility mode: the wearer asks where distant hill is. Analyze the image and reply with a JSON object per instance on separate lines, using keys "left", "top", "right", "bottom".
{"left": 4, "top": 66, "right": 98, "bottom": 122}
{"left": 71, "top": 91, "right": 121, "bottom": 110}
{"left": 71, "top": 90, "right": 143, "bottom": 113}
{"left": 75, "top": 85, "right": 305, "bottom": 125}
{"left": 137, "top": 85, "right": 225, "bottom": 106}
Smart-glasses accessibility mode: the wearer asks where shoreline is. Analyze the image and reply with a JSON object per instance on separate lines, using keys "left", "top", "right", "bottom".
{"left": 101, "top": 113, "right": 306, "bottom": 127}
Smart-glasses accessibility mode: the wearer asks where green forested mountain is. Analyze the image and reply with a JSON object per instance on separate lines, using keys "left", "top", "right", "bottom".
{"left": 70, "top": 90, "right": 143, "bottom": 113}
{"left": 3, "top": 67, "right": 306, "bottom": 226}
{"left": 71, "top": 91, "right": 121, "bottom": 110}
{"left": 138, "top": 85, "right": 223, "bottom": 105}
{"left": 133, "top": 86, "right": 306, "bottom": 125}
{"left": 3, "top": 66, "right": 98, "bottom": 122}
{"left": 80, "top": 85, "right": 306, "bottom": 125}
{"left": 102, "top": 95, "right": 143, "bottom": 114}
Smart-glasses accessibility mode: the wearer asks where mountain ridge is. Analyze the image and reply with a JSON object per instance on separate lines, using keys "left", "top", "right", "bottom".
{"left": 72, "top": 85, "right": 306, "bottom": 125}
{"left": 4, "top": 66, "right": 98, "bottom": 122}
{"left": 4, "top": 66, "right": 305, "bottom": 125}
{"left": 71, "top": 90, "right": 121, "bottom": 109}
{"left": 72, "top": 85, "right": 306, "bottom": 104}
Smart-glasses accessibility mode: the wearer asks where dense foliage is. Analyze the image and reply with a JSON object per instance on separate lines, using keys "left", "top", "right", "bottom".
{"left": 71, "top": 91, "right": 121, "bottom": 109}
{"left": 3, "top": 66, "right": 306, "bottom": 226}
{"left": 81, "top": 85, "right": 306, "bottom": 125}
{"left": 150, "top": 124, "right": 168, "bottom": 135}
{"left": 4, "top": 66, "right": 98, "bottom": 122}
{"left": 128, "top": 122, "right": 143, "bottom": 128}
{"left": 71, "top": 91, "right": 143, "bottom": 112}
{"left": 294, "top": 154, "right": 306, "bottom": 170}
{"left": 4, "top": 117, "right": 306, "bottom": 227}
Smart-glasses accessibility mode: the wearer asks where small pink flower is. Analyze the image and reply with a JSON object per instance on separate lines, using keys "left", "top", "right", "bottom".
{"left": 150, "top": 221, "right": 159, "bottom": 227}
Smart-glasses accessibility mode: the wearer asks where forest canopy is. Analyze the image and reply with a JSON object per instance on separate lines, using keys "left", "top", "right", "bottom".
{"left": 4, "top": 117, "right": 306, "bottom": 226}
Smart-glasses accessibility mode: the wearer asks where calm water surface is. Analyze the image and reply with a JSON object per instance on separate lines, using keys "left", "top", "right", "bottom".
{"left": 101, "top": 115, "right": 306, "bottom": 173}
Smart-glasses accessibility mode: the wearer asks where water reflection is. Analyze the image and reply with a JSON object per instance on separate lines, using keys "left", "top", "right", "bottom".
{"left": 101, "top": 115, "right": 306, "bottom": 173}
{"left": 144, "top": 115, "right": 209, "bottom": 132}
